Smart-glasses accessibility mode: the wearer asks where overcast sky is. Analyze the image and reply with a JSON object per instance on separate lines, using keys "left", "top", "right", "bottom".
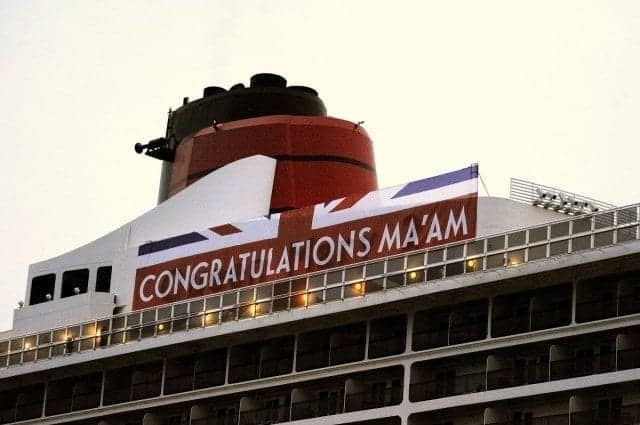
{"left": 1, "top": 1, "right": 639, "bottom": 331}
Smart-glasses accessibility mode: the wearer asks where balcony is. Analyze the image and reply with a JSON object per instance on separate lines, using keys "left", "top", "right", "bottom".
{"left": 228, "top": 361, "right": 260, "bottom": 383}
{"left": 0, "top": 408, "right": 15, "bottom": 425}
{"left": 530, "top": 302, "right": 572, "bottom": 331}
{"left": 575, "top": 298, "right": 618, "bottom": 323}
{"left": 570, "top": 404, "right": 640, "bottom": 425}
{"left": 14, "top": 401, "right": 43, "bottom": 422}
{"left": 330, "top": 340, "right": 366, "bottom": 365}
{"left": 618, "top": 347, "right": 640, "bottom": 370}
{"left": 192, "top": 412, "right": 238, "bottom": 425}
{"left": 409, "top": 371, "right": 485, "bottom": 401}
{"left": 618, "top": 292, "right": 640, "bottom": 316}
{"left": 412, "top": 325, "right": 448, "bottom": 351}
{"left": 368, "top": 335, "right": 405, "bottom": 359}
{"left": 260, "top": 356, "right": 293, "bottom": 378}
{"left": 486, "top": 363, "right": 548, "bottom": 390}
{"left": 194, "top": 368, "right": 226, "bottom": 390}
{"left": 549, "top": 352, "right": 615, "bottom": 380}
{"left": 296, "top": 349, "right": 330, "bottom": 372}
{"left": 492, "top": 284, "right": 572, "bottom": 337}
{"left": 239, "top": 405, "right": 289, "bottom": 425}
{"left": 413, "top": 301, "right": 488, "bottom": 351}
{"left": 164, "top": 373, "right": 194, "bottom": 395}
{"left": 229, "top": 343, "right": 260, "bottom": 383}
{"left": 291, "top": 396, "right": 343, "bottom": 420}
{"left": 487, "top": 414, "right": 569, "bottom": 425}
{"left": 345, "top": 386, "right": 402, "bottom": 412}
{"left": 449, "top": 321, "right": 487, "bottom": 345}
{"left": 368, "top": 315, "right": 407, "bottom": 359}
{"left": 70, "top": 389, "right": 101, "bottom": 411}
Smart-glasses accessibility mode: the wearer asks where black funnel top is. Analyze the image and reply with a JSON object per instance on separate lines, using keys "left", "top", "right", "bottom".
{"left": 168, "top": 73, "right": 327, "bottom": 144}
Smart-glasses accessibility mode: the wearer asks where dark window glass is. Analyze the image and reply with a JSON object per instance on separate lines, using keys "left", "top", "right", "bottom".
{"left": 61, "top": 269, "right": 89, "bottom": 298}
{"left": 30, "top": 274, "right": 55, "bottom": 305}
{"left": 96, "top": 266, "right": 112, "bottom": 292}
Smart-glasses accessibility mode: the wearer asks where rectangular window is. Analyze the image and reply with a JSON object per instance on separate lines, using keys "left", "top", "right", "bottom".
{"left": 96, "top": 266, "right": 112, "bottom": 292}
{"left": 61, "top": 269, "right": 89, "bottom": 298}
{"left": 29, "top": 274, "right": 56, "bottom": 305}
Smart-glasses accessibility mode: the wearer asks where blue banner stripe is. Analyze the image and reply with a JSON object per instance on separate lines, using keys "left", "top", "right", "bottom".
{"left": 138, "top": 232, "right": 208, "bottom": 256}
{"left": 392, "top": 165, "right": 478, "bottom": 199}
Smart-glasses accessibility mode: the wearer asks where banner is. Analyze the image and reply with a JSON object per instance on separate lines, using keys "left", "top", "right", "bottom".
{"left": 132, "top": 165, "right": 479, "bottom": 310}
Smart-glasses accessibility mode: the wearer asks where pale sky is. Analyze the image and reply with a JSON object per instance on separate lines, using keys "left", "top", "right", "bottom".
{"left": 1, "top": 1, "right": 639, "bottom": 331}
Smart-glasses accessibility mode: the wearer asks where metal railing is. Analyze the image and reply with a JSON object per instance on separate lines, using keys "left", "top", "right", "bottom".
{"left": 2, "top": 203, "right": 640, "bottom": 369}
{"left": 510, "top": 178, "right": 615, "bottom": 213}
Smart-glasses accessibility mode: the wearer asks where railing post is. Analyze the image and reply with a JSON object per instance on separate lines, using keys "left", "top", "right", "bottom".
{"left": 405, "top": 311, "right": 414, "bottom": 353}
{"left": 160, "top": 357, "right": 167, "bottom": 396}
{"left": 364, "top": 319, "right": 371, "bottom": 360}
{"left": 99, "top": 369, "right": 106, "bottom": 407}
{"left": 571, "top": 279, "right": 578, "bottom": 325}
{"left": 224, "top": 346, "right": 231, "bottom": 385}
{"left": 41, "top": 380, "right": 48, "bottom": 418}
{"left": 487, "top": 297, "right": 493, "bottom": 339}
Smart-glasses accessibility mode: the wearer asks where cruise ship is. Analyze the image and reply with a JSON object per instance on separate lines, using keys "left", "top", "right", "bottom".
{"left": 1, "top": 74, "right": 639, "bottom": 425}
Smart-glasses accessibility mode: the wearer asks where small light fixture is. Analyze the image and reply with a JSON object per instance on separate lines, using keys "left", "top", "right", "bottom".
{"left": 407, "top": 271, "right": 418, "bottom": 281}
{"left": 157, "top": 323, "right": 165, "bottom": 332}
{"left": 24, "top": 342, "right": 31, "bottom": 350}
{"left": 205, "top": 313, "right": 217, "bottom": 326}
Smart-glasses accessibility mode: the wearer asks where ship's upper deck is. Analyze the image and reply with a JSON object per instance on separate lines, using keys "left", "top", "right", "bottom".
{"left": 2, "top": 163, "right": 638, "bottom": 377}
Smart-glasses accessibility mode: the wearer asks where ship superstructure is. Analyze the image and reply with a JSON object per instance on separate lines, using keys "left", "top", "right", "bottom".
{"left": 1, "top": 74, "right": 640, "bottom": 425}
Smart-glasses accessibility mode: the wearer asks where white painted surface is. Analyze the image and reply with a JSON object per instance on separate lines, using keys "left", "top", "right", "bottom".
{"left": 10, "top": 156, "right": 276, "bottom": 335}
{"left": 476, "top": 197, "right": 564, "bottom": 237}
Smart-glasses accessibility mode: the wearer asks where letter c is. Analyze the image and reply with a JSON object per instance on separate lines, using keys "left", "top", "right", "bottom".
{"left": 139, "top": 274, "right": 156, "bottom": 303}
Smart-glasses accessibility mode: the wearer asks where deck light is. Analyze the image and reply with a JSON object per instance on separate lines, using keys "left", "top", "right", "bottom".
{"left": 466, "top": 259, "right": 477, "bottom": 271}
{"left": 205, "top": 313, "right": 217, "bottom": 326}
{"left": 508, "top": 257, "right": 522, "bottom": 266}
{"left": 408, "top": 271, "right": 418, "bottom": 281}
{"left": 157, "top": 323, "right": 165, "bottom": 331}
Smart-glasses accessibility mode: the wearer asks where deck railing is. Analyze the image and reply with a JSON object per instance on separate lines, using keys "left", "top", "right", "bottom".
{"left": 1, "top": 203, "right": 639, "bottom": 369}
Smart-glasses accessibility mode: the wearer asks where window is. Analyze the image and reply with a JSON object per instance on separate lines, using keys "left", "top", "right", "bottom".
{"left": 96, "top": 266, "right": 112, "bottom": 292}
{"left": 29, "top": 274, "right": 55, "bottom": 305}
{"left": 61, "top": 269, "right": 89, "bottom": 298}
